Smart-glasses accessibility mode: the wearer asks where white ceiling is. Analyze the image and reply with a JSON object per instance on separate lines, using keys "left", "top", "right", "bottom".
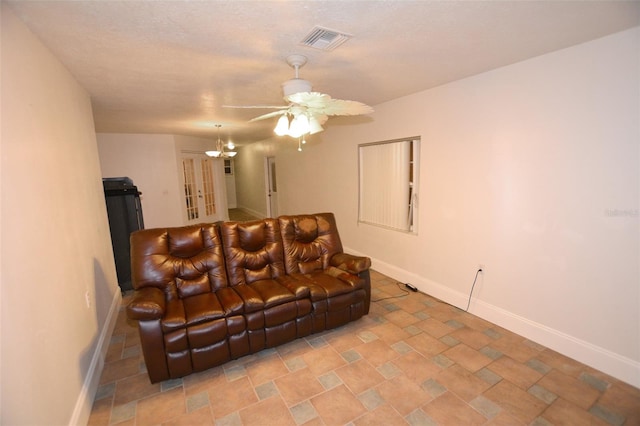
{"left": 7, "top": 1, "right": 640, "bottom": 145}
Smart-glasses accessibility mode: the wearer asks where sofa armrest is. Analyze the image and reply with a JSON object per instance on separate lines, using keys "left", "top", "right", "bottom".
{"left": 330, "top": 253, "right": 371, "bottom": 275}
{"left": 127, "top": 287, "right": 166, "bottom": 321}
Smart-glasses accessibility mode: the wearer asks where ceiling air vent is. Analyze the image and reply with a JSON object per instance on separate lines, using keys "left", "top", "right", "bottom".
{"left": 300, "top": 26, "right": 352, "bottom": 51}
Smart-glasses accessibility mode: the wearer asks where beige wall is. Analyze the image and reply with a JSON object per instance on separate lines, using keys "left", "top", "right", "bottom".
{"left": 97, "top": 133, "right": 230, "bottom": 227}
{"left": 1, "top": 4, "right": 120, "bottom": 424}
{"left": 236, "top": 27, "right": 640, "bottom": 386}
{"left": 233, "top": 141, "right": 274, "bottom": 218}
{"left": 97, "top": 133, "right": 184, "bottom": 228}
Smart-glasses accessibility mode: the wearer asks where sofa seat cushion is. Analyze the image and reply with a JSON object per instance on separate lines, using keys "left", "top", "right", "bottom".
{"left": 161, "top": 288, "right": 244, "bottom": 332}
{"left": 291, "top": 269, "right": 363, "bottom": 301}
{"left": 274, "top": 275, "right": 311, "bottom": 299}
{"left": 184, "top": 293, "right": 225, "bottom": 325}
{"left": 234, "top": 279, "right": 300, "bottom": 312}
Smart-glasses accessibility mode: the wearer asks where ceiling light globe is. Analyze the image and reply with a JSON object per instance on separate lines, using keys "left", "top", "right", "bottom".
{"left": 288, "top": 114, "right": 309, "bottom": 138}
{"left": 274, "top": 115, "right": 290, "bottom": 136}
{"left": 308, "top": 116, "right": 324, "bottom": 135}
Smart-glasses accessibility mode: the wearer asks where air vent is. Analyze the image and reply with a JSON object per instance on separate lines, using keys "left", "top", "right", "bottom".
{"left": 300, "top": 26, "right": 352, "bottom": 51}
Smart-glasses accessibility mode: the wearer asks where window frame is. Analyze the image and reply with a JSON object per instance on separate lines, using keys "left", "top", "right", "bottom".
{"left": 357, "top": 136, "right": 420, "bottom": 234}
{"left": 224, "top": 158, "right": 234, "bottom": 175}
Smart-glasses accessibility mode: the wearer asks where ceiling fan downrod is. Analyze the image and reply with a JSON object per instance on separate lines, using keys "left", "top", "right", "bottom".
{"left": 282, "top": 54, "right": 312, "bottom": 97}
{"left": 286, "top": 54, "right": 308, "bottom": 79}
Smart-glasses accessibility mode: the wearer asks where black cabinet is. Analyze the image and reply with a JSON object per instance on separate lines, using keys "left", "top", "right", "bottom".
{"left": 103, "top": 177, "right": 144, "bottom": 292}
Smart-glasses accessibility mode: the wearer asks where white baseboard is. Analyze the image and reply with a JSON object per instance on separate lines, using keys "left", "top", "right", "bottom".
{"left": 346, "top": 247, "right": 640, "bottom": 389}
{"left": 472, "top": 299, "right": 640, "bottom": 389}
{"left": 69, "top": 290, "right": 122, "bottom": 426}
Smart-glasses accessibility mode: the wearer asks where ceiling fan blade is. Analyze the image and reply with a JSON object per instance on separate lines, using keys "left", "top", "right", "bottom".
{"left": 233, "top": 57, "right": 372, "bottom": 126}
{"left": 249, "top": 110, "right": 288, "bottom": 122}
{"left": 314, "top": 114, "right": 329, "bottom": 125}
{"left": 318, "top": 99, "right": 374, "bottom": 116}
{"left": 286, "top": 92, "right": 373, "bottom": 116}
{"left": 223, "top": 105, "right": 288, "bottom": 109}
{"left": 285, "top": 92, "right": 331, "bottom": 108}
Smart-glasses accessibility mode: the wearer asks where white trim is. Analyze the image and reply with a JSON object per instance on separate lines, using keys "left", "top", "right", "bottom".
{"left": 346, "top": 247, "right": 640, "bottom": 389}
{"left": 69, "top": 290, "right": 122, "bottom": 426}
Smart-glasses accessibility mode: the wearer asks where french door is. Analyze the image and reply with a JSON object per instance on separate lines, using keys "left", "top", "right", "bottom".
{"left": 181, "top": 154, "right": 221, "bottom": 224}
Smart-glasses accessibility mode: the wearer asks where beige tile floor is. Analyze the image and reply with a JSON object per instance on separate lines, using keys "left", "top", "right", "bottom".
{"left": 228, "top": 209, "right": 262, "bottom": 222}
{"left": 89, "top": 270, "right": 640, "bottom": 425}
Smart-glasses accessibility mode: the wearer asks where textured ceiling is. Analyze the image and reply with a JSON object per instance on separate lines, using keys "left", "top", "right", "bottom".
{"left": 7, "top": 1, "right": 640, "bottom": 144}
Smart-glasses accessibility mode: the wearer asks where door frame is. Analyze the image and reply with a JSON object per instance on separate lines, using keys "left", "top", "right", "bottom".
{"left": 179, "top": 151, "right": 228, "bottom": 224}
{"left": 264, "top": 156, "right": 278, "bottom": 218}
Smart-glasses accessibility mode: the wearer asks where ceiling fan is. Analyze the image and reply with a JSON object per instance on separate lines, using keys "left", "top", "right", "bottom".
{"left": 227, "top": 54, "right": 373, "bottom": 145}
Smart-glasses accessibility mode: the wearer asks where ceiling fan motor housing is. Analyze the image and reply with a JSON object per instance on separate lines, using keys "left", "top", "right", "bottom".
{"left": 282, "top": 54, "right": 313, "bottom": 97}
{"left": 282, "top": 78, "right": 312, "bottom": 97}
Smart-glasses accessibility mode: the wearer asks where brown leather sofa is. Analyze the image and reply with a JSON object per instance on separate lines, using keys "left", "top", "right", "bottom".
{"left": 126, "top": 212, "right": 371, "bottom": 383}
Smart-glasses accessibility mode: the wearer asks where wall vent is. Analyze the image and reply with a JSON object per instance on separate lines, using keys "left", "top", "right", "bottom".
{"left": 300, "top": 26, "right": 352, "bottom": 51}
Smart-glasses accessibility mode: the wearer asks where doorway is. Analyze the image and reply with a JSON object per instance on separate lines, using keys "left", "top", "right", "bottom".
{"left": 180, "top": 153, "right": 226, "bottom": 224}
{"left": 265, "top": 156, "right": 278, "bottom": 218}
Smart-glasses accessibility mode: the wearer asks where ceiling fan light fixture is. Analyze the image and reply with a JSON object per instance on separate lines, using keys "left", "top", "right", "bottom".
{"left": 205, "top": 150, "right": 221, "bottom": 157}
{"left": 274, "top": 114, "right": 290, "bottom": 136}
{"left": 248, "top": 55, "right": 372, "bottom": 149}
{"left": 308, "top": 116, "right": 324, "bottom": 135}
{"left": 282, "top": 78, "right": 312, "bottom": 98}
{"left": 288, "top": 114, "right": 309, "bottom": 138}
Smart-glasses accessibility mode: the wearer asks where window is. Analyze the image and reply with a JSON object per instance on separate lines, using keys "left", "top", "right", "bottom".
{"left": 358, "top": 137, "right": 419, "bottom": 233}
{"left": 224, "top": 159, "right": 233, "bottom": 175}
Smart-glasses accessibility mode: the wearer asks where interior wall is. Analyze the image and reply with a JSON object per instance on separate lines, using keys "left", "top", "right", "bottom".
{"left": 233, "top": 141, "right": 273, "bottom": 218}
{"left": 97, "top": 133, "right": 229, "bottom": 227}
{"left": 252, "top": 28, "right": 640, "bottom": 386}
{"left": 1, "top": 5, "right": 120, "bottom": 424}
{"left": 225, "top": 166, "right": 238, "bottom": 209}
{"left": 97, "top": 133, "right": 184, "bottom": 228}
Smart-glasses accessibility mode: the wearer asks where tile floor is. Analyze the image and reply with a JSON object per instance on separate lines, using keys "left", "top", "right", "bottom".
{"left": 89, "top": 270, "right": 640, "bottom": 425}
{"left": 228, "top": 209, "right": 262, "bottom": 222}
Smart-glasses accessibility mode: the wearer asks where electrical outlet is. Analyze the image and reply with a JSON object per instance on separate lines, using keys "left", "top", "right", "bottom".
{"left": 85, "top": 291, "right": 91, "bottom": 308}
{"left": 478, "top": 264, "right": 485, "bottom": 272}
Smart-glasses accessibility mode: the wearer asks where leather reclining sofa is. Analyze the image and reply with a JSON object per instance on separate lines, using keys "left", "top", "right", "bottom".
{"left": 126, "top": 212, "right": 372, "bottom": 383}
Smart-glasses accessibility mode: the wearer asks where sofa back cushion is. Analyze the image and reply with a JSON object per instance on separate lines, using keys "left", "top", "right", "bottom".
{"left": 130, "top": 223, "right": 228, "bottom": 300}
{"left": 279, "top": 213, "right": 344, "bottom": 274}
{"left": 220, "top": 218, "right": 286, "bottom": 285}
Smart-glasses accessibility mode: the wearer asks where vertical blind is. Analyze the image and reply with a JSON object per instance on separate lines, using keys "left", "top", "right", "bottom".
{"left": 359, "top": 139, "right": 413, "bottom": 231}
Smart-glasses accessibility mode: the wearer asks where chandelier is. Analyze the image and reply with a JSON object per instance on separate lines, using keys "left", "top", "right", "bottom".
{"left": 206, "top": 124, "right": 237, "bottom": 158}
